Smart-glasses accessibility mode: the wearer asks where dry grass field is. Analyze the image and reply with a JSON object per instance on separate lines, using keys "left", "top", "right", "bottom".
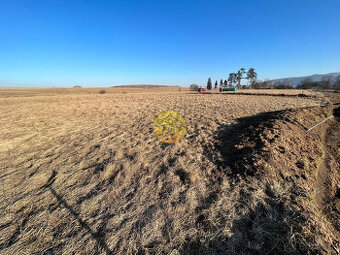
{"left": 0, "top": 87, "right": 339, "bottom": 254}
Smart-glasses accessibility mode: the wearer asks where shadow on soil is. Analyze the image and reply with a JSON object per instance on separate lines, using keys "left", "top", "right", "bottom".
{"left": 183, "top": 108, "right": 327, "bottom": 254}
{"left": 204, "top": 110, "right": 290, "bottom": 178}
{"left": 333, "top": 106, "right": 340, "bottom": 119}
{"left": 180, "top": 185, "right": 319, "bottom": 255}
{"left": 44, "top": 171, "right": 113, "bottom": 255}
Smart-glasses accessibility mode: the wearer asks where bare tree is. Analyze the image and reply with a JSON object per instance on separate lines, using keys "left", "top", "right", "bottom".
{"left": 321, "top": 75, "right": 332, "bottom": 89}
{"left": 297, "top": 78, "right": 314, "bottom": 89}
{"left": 334, "top": 75, "right": 340, "bottom": 91}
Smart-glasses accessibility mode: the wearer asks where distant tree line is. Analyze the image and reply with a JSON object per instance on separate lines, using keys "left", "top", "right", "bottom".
{"left": 252, "top": 79, "right": 293, "bottom": 89}
{"left": 252, "top": 75, "right": 340, "bottom": 90}
{"left": 194, "top": 71, "right": 340, "bottom": 91}
{"left": 296, "top": 75, "right": 340, "bottom": 90}
{"left": 203, "top": 68, "right": 258, "bottom": 90}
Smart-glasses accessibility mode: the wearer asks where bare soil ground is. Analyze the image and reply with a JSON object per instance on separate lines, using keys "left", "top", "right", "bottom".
{"left": 0, "top": 88, "right": 338, "bottom": 254}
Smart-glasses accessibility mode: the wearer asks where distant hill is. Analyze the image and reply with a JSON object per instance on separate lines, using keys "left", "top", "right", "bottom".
{"left": 269, "top": 72, "right": 340, "bottom": 87}
{"left": 112, "top": 84, "right": 179, "bottom": 89}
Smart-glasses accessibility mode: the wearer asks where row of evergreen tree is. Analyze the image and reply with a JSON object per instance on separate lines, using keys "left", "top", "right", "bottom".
{"left": 206, "top": 68, "right": 257, "bottom": 90}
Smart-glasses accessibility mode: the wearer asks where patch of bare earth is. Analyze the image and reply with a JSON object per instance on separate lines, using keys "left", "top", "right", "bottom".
{"left": 0, "top": 89, "right": 339, "bottom": 254}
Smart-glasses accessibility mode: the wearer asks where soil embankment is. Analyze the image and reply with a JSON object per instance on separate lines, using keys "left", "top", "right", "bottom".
{"left": 315, "top": 106, "right": 340, "bottom": 233}
{"left": 207, "top": 102, "right": 339, "bottom": 254}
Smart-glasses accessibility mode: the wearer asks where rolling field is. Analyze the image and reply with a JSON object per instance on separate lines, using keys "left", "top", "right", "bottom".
{"left": 0, "top": 88, "right": 339, "bottom": 254}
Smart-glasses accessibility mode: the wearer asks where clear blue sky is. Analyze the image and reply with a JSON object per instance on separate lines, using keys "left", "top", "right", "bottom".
{"left": 0, "top": 0, "right": 339, "bottom": 87}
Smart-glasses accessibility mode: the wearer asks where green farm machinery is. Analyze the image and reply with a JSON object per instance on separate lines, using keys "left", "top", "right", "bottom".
{"left": 220, "top": 87, "right": 237, "bottom": 92}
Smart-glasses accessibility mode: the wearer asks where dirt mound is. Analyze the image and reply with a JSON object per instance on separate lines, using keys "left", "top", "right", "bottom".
{"left": 207, "top": 109, "right": 293, "bottom": 177}
{"left": 318, "top": 106, "right": 340, "bottom": 233}
{"left": 204, "top": 105, "right": 340, "bottom": 254}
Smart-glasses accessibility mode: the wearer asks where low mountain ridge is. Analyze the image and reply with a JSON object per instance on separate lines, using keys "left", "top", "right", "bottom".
{"left": 112, "top": 84, "right": 178, "bottom": 88}
{"left": 269, "top": 72, "right": 340, "bottom": 86}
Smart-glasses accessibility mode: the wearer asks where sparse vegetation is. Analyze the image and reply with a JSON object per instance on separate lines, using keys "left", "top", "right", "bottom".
{"left": 0, "top": 87, "right": 338, "bottom": 254}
